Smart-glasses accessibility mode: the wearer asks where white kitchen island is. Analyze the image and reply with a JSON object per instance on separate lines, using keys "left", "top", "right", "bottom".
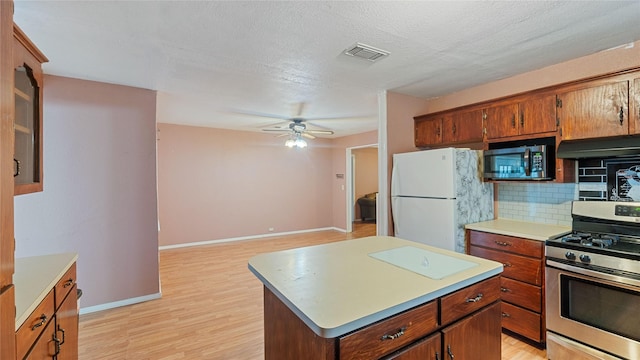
{"left": 249, "top": 236, "right": 504, "bottom": 360}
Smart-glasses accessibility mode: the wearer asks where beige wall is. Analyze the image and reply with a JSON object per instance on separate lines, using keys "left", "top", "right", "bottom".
{"left": 384, "top": 92, "right": 430, "bottom": 234}
{"left": 426, "top": 40, "right": 640, "bottom": 113}
{"left": 157, "top": 123, "right": 334, "bottom": 246}
{"left": 14, "top": 75, "right": 159, "bottom": 310}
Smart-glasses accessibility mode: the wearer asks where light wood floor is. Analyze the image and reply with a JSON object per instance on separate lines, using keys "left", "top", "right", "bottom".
{"left": 78, "top": 222, "right": 546, "bottom": 359}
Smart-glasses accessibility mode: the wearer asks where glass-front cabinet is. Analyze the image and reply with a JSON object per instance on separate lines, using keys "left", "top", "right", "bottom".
{"left": 13, "top": 24, "right": 47, "bottom": 195}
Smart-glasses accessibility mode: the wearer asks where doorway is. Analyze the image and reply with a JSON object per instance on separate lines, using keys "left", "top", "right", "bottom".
{"left": 346, "top": 144, "right": 378, "bottom": 233}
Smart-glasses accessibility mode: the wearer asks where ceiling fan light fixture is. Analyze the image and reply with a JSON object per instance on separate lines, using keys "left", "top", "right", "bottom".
{"left": 285, "top": 133, "right": 307, "bottom": 148}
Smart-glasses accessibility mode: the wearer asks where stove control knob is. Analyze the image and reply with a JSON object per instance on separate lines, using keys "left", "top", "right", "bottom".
{"left": 579, "top": 254, "right": 591, "bottom": 263}
{"left": 565, "top": 252, "right": 576, "bottom": 261}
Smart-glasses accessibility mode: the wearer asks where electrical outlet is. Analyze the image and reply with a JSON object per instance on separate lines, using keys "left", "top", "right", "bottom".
{"left": 268, "top": 227, "right": 274, "bottom": 232}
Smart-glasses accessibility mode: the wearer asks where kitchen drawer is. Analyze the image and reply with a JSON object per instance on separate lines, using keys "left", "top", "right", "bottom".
{"left": 54, "top": 263, "right": 76, "bottom": 309}
{"left": 469, "top": 231, "right": 543, "bottom": 258}
{"left": 470, "top": 246, "right": 542, "bottom": 286}
{"left": 440, "top": 275, "right": 501, "bottom": 326}
{"left": 501, "top": 302, "right": 543, "bottom": 343}
{"left": 16, "top": 289, "right": 55, "bottom": 360}
{"left": 383, "top": 332, "right": 441, "bottom": 360}
{"left": 500, "top": 277, "right": 541, "bottom": 313}
{"left": 340, "top": 300, "right": 438, "bottom": 360}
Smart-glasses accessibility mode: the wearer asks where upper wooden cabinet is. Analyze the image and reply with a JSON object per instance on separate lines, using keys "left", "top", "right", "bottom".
{"left": 415, "top": 109, "right": 483, "bottom": 148}
{"left": 444, "top": 109, "right": 484, "bottom": 144}
{"left": 484, "top": 94, "right": 557, "bottom": 140}
{"left": 557, "top": 80, "right": 629, "bottom": 141}
{"left": 415, "top": 115, "right": 442, "bottom": 147}
{"left": 13, "top": 24, "right": 47, "bottom": 196}
{"left": 632, "top": 77, "right": 640, "bottom": 135}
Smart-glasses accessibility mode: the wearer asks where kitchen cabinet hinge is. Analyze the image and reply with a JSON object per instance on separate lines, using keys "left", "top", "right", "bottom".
{"left": 556, "top": 98, "right": 562, "bottom": 108}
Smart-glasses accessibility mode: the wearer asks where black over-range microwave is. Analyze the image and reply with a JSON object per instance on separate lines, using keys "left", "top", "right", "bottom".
{"left": 483, "top": 145, "right": 554, "bottom": 181}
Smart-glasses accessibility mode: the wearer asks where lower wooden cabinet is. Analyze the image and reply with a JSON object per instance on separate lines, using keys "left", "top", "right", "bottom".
{"left": 55, "top": 285, "right": 78, "bottom": 360}
{"left": 442, "top": 301, "right": 502, "bottom": 360}
{"left": 263, "top": 275, "right": 502, "bottom": 360}
{"left": 17, "top": 262, "right": 78, "bottom": 360}
{"left": 468, "top": 230, "right": 546, "bottom": 343}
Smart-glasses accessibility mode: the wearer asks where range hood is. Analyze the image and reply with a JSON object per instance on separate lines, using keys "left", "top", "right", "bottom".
{"left": 557, "top": 136, "right": 640, "bottom": 159}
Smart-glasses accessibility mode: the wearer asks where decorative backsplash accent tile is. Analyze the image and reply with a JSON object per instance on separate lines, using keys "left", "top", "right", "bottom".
{"left": 497, "top": 183, "right": 577, "bottom": 226}
{"left": 577, "top": 157, "right": 640, "bottom": 201}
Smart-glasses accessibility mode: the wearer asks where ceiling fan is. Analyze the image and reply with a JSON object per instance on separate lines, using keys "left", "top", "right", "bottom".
{"left": 261, "top": 118, "right": 334, "bottom": 140}
{"left": 252, "top": 103, "right": 336, "bottom": 148}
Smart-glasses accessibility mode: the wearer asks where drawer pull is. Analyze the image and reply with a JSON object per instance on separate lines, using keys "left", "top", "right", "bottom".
{"left": 380, "top": 326, "right": 406, "bottom": 341}
{"left": 31, "top": 314, "right": 47, "bottom": 330}
{"left": 502, "top": 312, "right": 511, "bottom": 318}
{"left": 500, "top": 287, "right": 511, "bottom": 293}
{"left": 503, "top": 262, "right": 512, "bottom": 268}
{"left": 63, "top": 279, "right": 74, "bottom": 288}
{"left": 494, "top": 241, "right": 511, "bottom": 247}
{"left": 465, "top": 293, "right": 483, "bottom": 303}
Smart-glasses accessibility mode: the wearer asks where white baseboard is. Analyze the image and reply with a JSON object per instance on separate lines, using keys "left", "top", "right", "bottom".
{"left": 159, "top": 227, "right": 344, "bottom": 250}
{"left": 79, "top": 292, "right": 162, "bottom": 315}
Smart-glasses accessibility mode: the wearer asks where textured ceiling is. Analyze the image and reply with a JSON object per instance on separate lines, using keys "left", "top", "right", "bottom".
{"left": 12, "top": 1, "right": 640, "bottom": 138}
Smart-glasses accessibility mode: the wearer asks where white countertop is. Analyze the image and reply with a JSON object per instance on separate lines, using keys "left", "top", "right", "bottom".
{"left": 465, "top": 218, "right": 571, "bottom": 241}
{"left": 14, "top": 252, "right": 78, "bottom": 330}
{"left": 248, "top": 236, "right": 502, "bottom": 338}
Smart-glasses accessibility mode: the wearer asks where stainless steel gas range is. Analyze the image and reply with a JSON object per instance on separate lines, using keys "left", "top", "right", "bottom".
{"left": 545, "top": 201, "right": 640, "bottom": 360}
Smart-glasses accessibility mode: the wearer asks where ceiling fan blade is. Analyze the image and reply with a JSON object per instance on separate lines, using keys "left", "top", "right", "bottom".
{"left": 295, "top": 102, "right": 306, "bottom": 117}
{"left": 301, "top": 132, "right": 316, "bottom": 139}
{"left": 305, "top": 129, "right": 334, "bottom": 135}
{"left": 262, "top": 128, "right": 290, "bottom": 132}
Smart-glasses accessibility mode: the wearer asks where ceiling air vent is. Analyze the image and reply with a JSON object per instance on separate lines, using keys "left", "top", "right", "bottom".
{"left": 344, "top": 43, "right": 389, "bottom": 62}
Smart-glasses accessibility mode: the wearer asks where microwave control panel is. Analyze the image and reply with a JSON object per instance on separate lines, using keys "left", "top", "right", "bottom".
{"left": 532, "top": 151, "right": 544, "bottom": 172}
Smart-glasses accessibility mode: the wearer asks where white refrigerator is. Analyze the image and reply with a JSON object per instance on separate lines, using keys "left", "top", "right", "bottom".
{"left": 391, "top": 147, "right": 494, "bottom": 253}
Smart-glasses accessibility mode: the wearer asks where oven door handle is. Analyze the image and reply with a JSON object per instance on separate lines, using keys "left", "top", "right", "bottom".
{"left": 547, "top": 259, "right": 640, "bottom": 289}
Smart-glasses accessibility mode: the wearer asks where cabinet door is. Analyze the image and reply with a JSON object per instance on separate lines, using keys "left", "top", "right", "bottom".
{"left": 557, "top": 81, "right": 629, "bottom": 140}
{"left": 384, "top": 332, "right": 441, "bottom": 360}
{"left": 484, "top": 103, "right": 519, "bottom": 139}
{"left": 444, "top": 109, "right": 483, "bottom": 144}
{"left": 441, "top": 301, "right": 501, "bottom": 360}
{"left": 24, "top": 319, "right": 56, "bottom": 359}
{"left": 632, "top": 77, "right": 640, "bottom": 135}
{"left": 13, "top": 26, "right": 47, "bottom": 195}
{"left": 56, "top": 284, "right": 78, "bottom": 360}
{"left": 0, "top": 286, "right": 16, "bottom": 360}
{"left": 415, "top": 117, "right": 442, "bottom": 147}
{"left": 519, "top": 93, "right": 557, "bottom": 135}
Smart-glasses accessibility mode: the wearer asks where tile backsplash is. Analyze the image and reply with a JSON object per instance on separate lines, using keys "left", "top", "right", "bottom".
{"left": 497, "top": 183, "right": 577, "bottom": 226}
{"left": 495, "top": 157, "right": 640, "bottom": 226}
